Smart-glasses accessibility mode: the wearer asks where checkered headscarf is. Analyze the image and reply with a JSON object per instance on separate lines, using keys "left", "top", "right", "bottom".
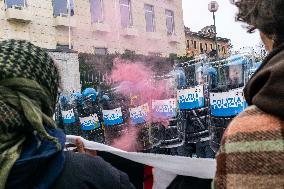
{"left": 0, "top": 40, "right": 61, "bottom": 189}
{"left": 0, "top": 39, "right": 59, "bottom": 104}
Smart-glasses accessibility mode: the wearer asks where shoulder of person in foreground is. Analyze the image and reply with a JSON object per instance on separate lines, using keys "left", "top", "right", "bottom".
{"left": 52, "top": 151, "right": 136, "bottom": 189}
{"left": 213, "top": 105, "right": 284, "bottom": 189}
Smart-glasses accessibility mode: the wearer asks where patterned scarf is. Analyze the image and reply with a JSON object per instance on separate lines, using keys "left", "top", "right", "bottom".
{"left": 0, "top": 40, "right": 61, "bottom": 189}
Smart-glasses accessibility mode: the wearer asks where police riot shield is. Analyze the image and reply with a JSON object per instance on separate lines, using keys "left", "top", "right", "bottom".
{"left": 103, "top": 93, "right": 129, "bottom": 146}
{"left": 79, "top": 95, "right": 105, "bottom": 144}
{"left": 209, "top": 88, "right": 247, "bottom": 152}
{"left": 60, "top": 94, "right": 81, "bottom": 136}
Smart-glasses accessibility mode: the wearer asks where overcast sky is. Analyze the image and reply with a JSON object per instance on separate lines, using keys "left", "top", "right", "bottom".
{"left": 182, "top": 0, "right": 261, "bottom": 50}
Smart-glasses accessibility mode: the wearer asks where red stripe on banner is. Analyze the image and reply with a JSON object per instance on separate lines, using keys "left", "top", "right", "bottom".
{"left": 144, "top": 166, "right": 154, "bottom": 189}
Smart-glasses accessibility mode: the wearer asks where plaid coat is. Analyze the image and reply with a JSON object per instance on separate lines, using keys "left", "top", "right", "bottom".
{"left": 213, "top": 105, "right": 284, "bottom": 189}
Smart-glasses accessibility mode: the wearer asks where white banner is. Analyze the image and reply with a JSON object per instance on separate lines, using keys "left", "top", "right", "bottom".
{"left": 67, "top": 135, "right": 216, "bottom": 179}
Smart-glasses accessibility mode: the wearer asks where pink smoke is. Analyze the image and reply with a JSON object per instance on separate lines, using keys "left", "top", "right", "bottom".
{"left": 111, "top": 58, "right": 173, "bottom": 104}
{"left": 109, "top": 58, "right": 174, "bottom": 151}
{"left": 112, "top": 58, "right": 153, "bottom": 84}
{"left": 111, "top": 127, "right": 140, "bottom": 152}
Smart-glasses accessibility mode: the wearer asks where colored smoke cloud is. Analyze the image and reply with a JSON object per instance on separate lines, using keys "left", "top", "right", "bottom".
{"left": 111, "top": 58, "right": 173, "bottom": 106}
{"left": 109, "top": 58, "right": 175, "bottom": 151}
{"left": 111, "top": 126, "right": 139, "bottom": 152}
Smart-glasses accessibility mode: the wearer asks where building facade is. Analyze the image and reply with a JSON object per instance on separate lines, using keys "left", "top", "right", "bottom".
{"left": 0, "top": 0, "right": 185, "bottom": 92}
{"left": 185, "top": 26, "right": 231, "bottom": 59}
{"left": 0, "top": 0, "right": 185, "bottom": 57}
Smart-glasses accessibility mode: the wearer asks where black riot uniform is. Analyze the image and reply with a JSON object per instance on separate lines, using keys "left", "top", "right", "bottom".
{"left": 80, "top": 95, "right": 105, "bottom": 144}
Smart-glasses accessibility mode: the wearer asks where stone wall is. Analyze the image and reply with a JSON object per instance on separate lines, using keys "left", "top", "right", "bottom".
{"left": 49, "top": 51, "right": 81, "bottom": 93}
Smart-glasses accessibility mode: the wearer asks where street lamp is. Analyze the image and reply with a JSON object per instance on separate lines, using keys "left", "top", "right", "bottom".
{"left": 67, "top": 0, "right": 72, "bottom": 50}
{"left": 208, "top": 1, "right": 219, "bottom": 60}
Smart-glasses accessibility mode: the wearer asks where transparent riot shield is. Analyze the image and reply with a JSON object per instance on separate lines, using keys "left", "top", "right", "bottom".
{"left": 209, "top": 117, "right": 233, "bottom": 152}
{"left": 103, "top": 94, "right": 129, "bottom": 146}
{"left": 135, "top": 122, "right": 152, "bottom": 151}
{"left": 60, "top": 95, "right": 80, "bottom": 136}
{"left": 149, "top": 122, "right": 162, "bottom": 148}
{"left": 159, "top": 111, "right": 186, "bottom": 148}
{"left": 209, "top": 88, "right": 246, "bottom": 152}
{"left": 149, "top": 98, "right": 185, "bottom": 149}
{"left": 129, "top": 103, "right": 152, "bottom": 151}
{"left": 80, "top": 95, "right": 105, "bottom": 143}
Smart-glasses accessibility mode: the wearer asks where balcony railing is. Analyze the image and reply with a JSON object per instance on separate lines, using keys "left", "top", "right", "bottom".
{"left": 147, "top": 32, "right": 161, "bottom": 40}
{"left": 54, "top": 13, "right": 76, "bottom": 27}
{"left": 121, "top": 27, "right": 138, "bottom": 37}
{"left": 168, "top": 34, "right": 180, "bottom": 43}
{"left": 5, "top": 5, "right": 32, "bottom": 23}
{"left": 91, "top": 22, "right": 110, "bottom": 33}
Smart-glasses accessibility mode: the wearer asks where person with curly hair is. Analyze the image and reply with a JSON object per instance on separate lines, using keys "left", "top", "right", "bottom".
{"left": 213, "top": 0, "right": 284, "bottom": 189}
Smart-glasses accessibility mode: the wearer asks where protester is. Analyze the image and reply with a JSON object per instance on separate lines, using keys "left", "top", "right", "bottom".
{"left": 0, "top": 40, "right": 135, "bottom": 189}
{"left": 213, "top": 0, "right": 284, "bottom": 188}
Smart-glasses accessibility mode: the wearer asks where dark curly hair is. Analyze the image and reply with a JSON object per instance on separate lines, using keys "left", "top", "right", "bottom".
{"left": 232, "top": 0, "right": 284, "bottom": 48}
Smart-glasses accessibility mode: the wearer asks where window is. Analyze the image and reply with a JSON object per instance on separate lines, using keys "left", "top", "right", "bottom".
{"left": 70, "top": 0, "right": 75, "bottom": 16}
{"left": 194, "top": 41, "right": 197, "bottom": 49}
{"left": 186, "top": 40, "right": 190, "bottom": 49}
{"left": 144, "top": 4, "right": 155, "bottom": 32}
{"left": 205, "top": 43, "right": 208, "bottom": 51}
{"left": 120, "top": 0, "right": 132, "bottom": 28}
{"left": 53, "top": 0, "right": 75, "bottom": 17}
{"left": 5, "top": 0, "right": 26, "bottom": 8}
{"left": 90, "top": 0, "right": 104, "bottom": 23}
{"left": 95, "top": 47, "right": 107, "bottom": 55}
{"left": 165, "top": 10, "right": 174, "bottom": 35}
{"left": 210, "top": 44, "right": 213, "bottom": 50}
{"left": 218, "top": 45, "right": 221, "bottom": 52}
{"left": 200, "top": 43, "right": 203, "bottom": 52}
